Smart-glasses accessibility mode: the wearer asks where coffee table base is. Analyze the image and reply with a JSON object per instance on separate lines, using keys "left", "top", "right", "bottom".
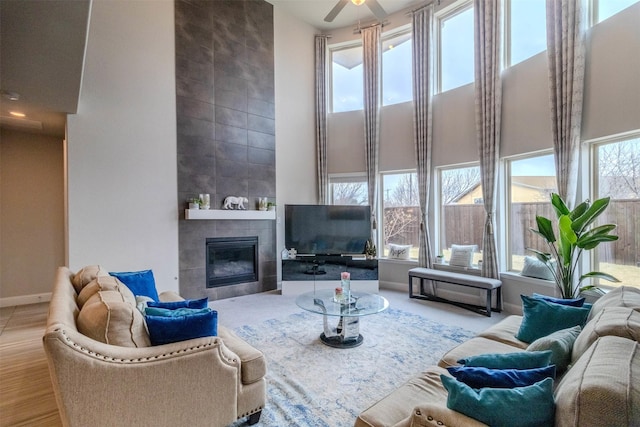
{"left": 320, "top": 332, "right": 364, "bottom": 348}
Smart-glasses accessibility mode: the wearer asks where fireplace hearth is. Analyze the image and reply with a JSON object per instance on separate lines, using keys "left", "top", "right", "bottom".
{"left": 206, "top": 236, "right": 258, "bottom": 288}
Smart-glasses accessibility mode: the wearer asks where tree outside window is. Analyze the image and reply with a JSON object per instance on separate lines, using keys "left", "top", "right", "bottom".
{"left": 382, "top": 172, "right": 419, "bottom": 258}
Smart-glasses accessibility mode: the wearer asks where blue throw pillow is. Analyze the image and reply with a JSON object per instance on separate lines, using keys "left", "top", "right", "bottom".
{"left": 147, "top": 297, "right": 208, "bottom": 310}
{"left": 516, "top": 295, "right": 591, "bottom": 343}
{"left": 441, "top": 375, "right": 555, "bottom": 427}
{"left": 447, "top": 365, "right": 556, "bottom": 389}
{"left": 458, "top": 350, "right": 552, "bottom": 369}
{"left": 533, "top": 293, "right": 585, "bottom": 307}
{"left": 145, "top": 308, "right": 217, "bottom": 346}
{"left": 110, "top": 270, "right": 159, "bottom": 301}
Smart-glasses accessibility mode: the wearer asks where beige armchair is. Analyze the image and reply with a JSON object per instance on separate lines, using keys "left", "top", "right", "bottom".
{"left": 43, "top": 267, "right": 266, "bottom": 427}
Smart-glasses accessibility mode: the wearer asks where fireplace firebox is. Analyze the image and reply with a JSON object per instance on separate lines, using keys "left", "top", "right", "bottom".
{"left": 206, "top": 236, "right": 258, "bottom": 288}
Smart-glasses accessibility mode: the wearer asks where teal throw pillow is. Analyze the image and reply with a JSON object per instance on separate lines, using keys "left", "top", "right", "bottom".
{"left": 145, "top": 308, "right": 217, "bottom": 345}
{"left": 447, "top": 365, "right": 556, "bottom": 389}
{"left": 441, "top": 375, "right": 555, "bottom": 427}
{"left": 533, "top": 293, "right": 585, "bottom": 307}
{"left": 110, "top": 270, "right": 159, "bottom": 301}
{"left": 147, "top": 297, "right": 208, "bottom": 310}
{"left": 458, "top": 350, "right": 552, "bottom": 369}
{"left": 527, "top": 325, "right": 581, "bottom": 374}
{"left": 516, "top": 295, "right": 591, "bottom": 343}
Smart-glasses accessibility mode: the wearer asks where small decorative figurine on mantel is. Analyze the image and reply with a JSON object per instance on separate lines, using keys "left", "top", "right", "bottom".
{"left": 223, "top": 196, "right": 248, "bottom": 210}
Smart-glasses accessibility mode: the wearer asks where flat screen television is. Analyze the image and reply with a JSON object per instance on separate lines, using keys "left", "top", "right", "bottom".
{"left": 285, "top": 204, "right": 371, "bottom": 256}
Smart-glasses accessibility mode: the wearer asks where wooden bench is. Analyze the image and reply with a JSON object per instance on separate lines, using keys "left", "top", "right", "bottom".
{"left": 408, "top": 267, "right": 502, "bottom": 317}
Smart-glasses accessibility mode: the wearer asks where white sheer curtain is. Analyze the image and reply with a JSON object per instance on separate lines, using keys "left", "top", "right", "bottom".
{"left": 362, "top": 25, "right": 381, "bottom": 242}
{"left": 474, "top": 0, "right": 502, "bottom": 279}
{"left": 315, "top": 35, "right": 330, "bottom": 204}
{"left": 412, "top": 6, "right": 435, "bottom": 268}
{"left": 546, "top": 0, "right": 586, "bottom": 207}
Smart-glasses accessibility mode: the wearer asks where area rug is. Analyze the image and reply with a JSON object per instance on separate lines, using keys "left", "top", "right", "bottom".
{"left": 231, "top": 308, "right": 475, "bottom": 426}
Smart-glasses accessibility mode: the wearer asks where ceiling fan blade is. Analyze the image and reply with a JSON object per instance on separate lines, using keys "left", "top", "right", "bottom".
{"left": 325, "top": 0, "right": 349, "bottom": 22}
{"left": 366, "top": 0, "right": 387, "bottom": 21}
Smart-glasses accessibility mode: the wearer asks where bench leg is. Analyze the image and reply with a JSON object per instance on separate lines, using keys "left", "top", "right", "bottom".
{"left": 485, "top": 290, "right": 492, "bottom": 317}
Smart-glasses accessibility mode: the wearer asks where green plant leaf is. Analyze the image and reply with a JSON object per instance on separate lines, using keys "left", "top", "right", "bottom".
{"left": 558, "top": 215, "right": 576, "bottom": 265}
{"left": 551, "top": 193, "right": 570, "bottom": 217}
{"left": 577, "top": 234, "right": 619, "bottom": 250}
{"left": 571, "top": 197, "right": 610, "bottom": 234}
{"left": 581, "top": 271, "right": 620, "bottom": 283}
{"left": 527, "top": 248, "right": 552, "bottom": 263}
{"left": 569, "top": 200, "right": 589, "bottom": 221}
{"left": 534, "top": 216, "right": 556, "bottom": 243}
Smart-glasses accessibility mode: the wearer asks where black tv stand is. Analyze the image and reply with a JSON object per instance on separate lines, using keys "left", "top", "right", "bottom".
{"left": 304, "top": 261, "right": 327, "bottom": 275}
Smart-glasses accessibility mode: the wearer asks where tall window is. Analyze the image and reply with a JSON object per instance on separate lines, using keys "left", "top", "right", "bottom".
{"left": 438, "top": 165, "right": 483, "bottom": 263}
{"left": 329, "top": 175, "right": 368, "bottom": 205}
{"left": 381, "top": 172, "right": 419, "bottom": 258}
{"left": 438, "top": 2, "right": 474, "bottom": 93}
{"left": 382, "top": 31, "right": 413, "bottom": 106}
{"left": 506, "top": 153, "right": 557, "bottom": 271}
{"left": 506, "top": 0, "right": 546, "bottom": 66}
{"left": 331, "top": 44, "right": 363, "bottom": 113}
{"left": 592, "top": 0, "right": 639, "bottom": 23}
{"left": 593, "top": 135, "right": 640, "bottom": 289}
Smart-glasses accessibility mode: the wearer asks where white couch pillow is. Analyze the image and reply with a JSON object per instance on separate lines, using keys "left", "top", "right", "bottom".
{"left": 449, "top": 244, "right": 476, "bottom": 267}
{"left": 388, "top": 244, "right": 412, "bottom": 260}
{"left": 521, "top": 256, "right": 555, "bottom": 281}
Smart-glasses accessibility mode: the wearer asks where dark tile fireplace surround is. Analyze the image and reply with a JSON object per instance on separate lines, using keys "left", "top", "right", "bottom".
{"left": 176, "top": 0, "right": 277, "bottom": 300}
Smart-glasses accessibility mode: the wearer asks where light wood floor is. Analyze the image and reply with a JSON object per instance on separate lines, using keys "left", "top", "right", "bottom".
{"left": 0, "top": 303, "right": 61, "bottom": 426}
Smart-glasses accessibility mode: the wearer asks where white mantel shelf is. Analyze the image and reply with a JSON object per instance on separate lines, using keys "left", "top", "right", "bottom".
{"left": 185, "top": 209, "right": 276, "bottom": 220}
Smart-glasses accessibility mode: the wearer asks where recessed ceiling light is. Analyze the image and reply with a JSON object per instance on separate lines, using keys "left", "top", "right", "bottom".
{"left": 1, "top": 90, "right": 21, "bottom": 101}
{"left": 9, "top": 111, "right": 26, "bottom": 118}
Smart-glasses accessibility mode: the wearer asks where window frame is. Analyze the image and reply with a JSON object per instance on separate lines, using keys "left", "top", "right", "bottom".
{"left": 586, "top": 130, "right": 640, "bottom": 289}
{"left": 329, "top": 41, "right": 364, "bottom": 114}
{"left": 380, "top": 170, "right": 420, "bottom": 260}
{"left": 435, "top": 162, "right": 482, "bottom": 260}
{"left": 503, "top": 150, "right": 557, "bottom": 273}
{"left": 381, "top": 27, "right": 414, "bottom": 107}
{"left": 503, "top": 0, "right": 547, "bottom": 68}
{"left": 436, "top": 0, "right": 474, "bottom": 94}
{"left": 328, "top": 173, "right": 368, "bottom": 206}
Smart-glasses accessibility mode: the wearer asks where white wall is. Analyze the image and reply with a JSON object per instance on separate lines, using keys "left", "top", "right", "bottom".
{"left": 0, "top": 129, "right": 65, "bottom": 305}
{"left": 66, "top": 0, "right": 179, "bottom": 292}
{"left": 273, "top": 4, "right": 318, "bottom": 283}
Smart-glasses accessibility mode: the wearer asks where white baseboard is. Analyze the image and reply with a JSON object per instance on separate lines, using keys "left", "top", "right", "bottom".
{"left": 0, "top": 292, "right": 51, "bottom": 308}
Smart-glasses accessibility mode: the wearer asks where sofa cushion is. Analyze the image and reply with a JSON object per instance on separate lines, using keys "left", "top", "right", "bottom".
{"left": 572, "top": 307, "right": 640, "bottom": 363}
{"left": 145, "top": 308, "right": 217, "bottom": 346}
{"left": 588, "top": 286, "right": 640, "bottom": 321}
{"left": 447, "top": 365, "right": 556, "bottom": 389}
{"left": 458, "top": 350, "right": 552, "bottom": 370}
{"left": 527, "top": 325, "right": 581, "bottom": 374}
{"left": 516, "top": 295, "right": 590, "bottom": 343}
{"left": 439, "top": 336, "right": 525, "bottom": 369}
{"left": 71, "top": 265, "right": 109, "bottom": 294}
{"left": 77, "top": 276, "right": 135, "bottom": 308}
{"left": 477, "top": 315, "right": 527, "bottom": 348}
{"left": 441, "top": 375, "right": 555, "bottom": 427}
{"left": 521, "top": 257, "right": 555, "bottom": 281}
{"left": 110, "top": 269, "right": 159, "bottom": 301}
{"left": 555, "top": 335, "right": 640, "bottom": 427}
{"left": 449, "top": 244, "right": 476, "bottom": 267}
{"left": 77, "top": 294, "right": 151, "bottom": 347}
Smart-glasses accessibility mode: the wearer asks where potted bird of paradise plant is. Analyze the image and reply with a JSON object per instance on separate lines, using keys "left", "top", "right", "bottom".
{"left": 528, "top": 193, "right": 620, "bottom": 299}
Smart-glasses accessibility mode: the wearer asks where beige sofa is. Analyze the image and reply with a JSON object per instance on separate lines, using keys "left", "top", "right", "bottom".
{"left": 356, "top": 286, "right": 640, "bottom": 427}
{"left": 43, "top": 266, "right": 266, "bottom": 427}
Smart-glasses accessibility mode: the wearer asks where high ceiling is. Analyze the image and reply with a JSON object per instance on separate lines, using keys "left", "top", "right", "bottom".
{"left": 269, "top": 0, "right": 419, "bottom": 31}
{"left": 0, "top": 0, "right": 418, "bottom": 138}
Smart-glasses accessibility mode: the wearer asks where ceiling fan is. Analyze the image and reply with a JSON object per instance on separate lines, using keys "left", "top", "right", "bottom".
{"left": 324, "top": 0, "right": 387, "bottom": 23}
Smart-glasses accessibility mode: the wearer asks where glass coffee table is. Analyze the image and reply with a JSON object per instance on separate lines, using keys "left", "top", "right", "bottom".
{"left": 296, "top": 289, "right": 389, "bottom": 348}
